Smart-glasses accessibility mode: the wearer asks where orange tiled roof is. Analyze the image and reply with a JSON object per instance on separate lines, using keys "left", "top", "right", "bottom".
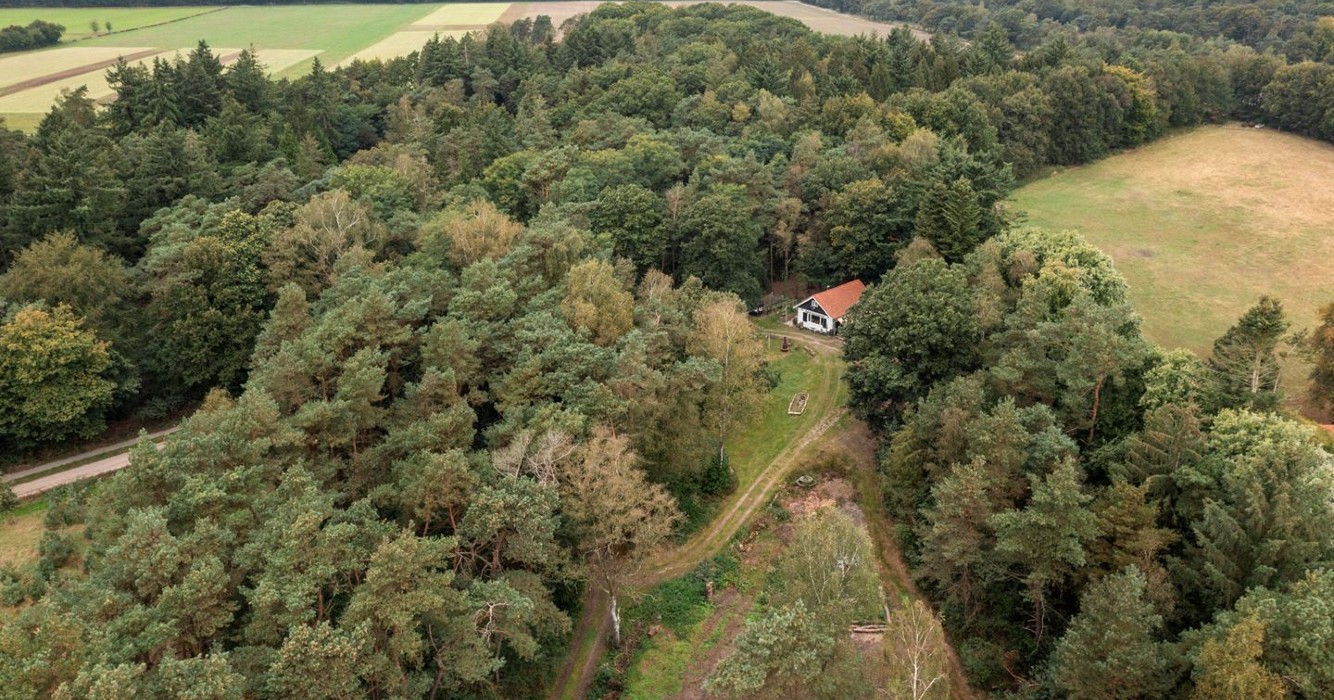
{"left": 807, "top": 279, "right": 865, "bottom": 320}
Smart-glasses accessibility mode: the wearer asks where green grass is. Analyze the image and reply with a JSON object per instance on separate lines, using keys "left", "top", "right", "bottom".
{"left": 0, "top": 7, "right": 216, "bottom": 41}
{"left": 1011, "top": 124, "right": 1334, "bottom": 394}
{"left": 76, "top": 4, "right": 446, "bottom": 77}
{"left": 726, "top": 344, "right": 820, "bottom": 485}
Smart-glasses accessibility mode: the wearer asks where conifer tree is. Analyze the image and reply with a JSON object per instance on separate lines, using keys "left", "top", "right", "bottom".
{"left": 1208, "top": 296, "right": 1289, "bottom": 410}
{"left": 1048, "top": 566, "right": 1168, "bottom": 700}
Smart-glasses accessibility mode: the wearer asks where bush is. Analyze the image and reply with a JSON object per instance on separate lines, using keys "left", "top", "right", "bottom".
{"left": 632, "top": 576, "right": 710, "bottom": 635}
{"left": 43, "top": 483, "right": 90, "bottom": 528}
{"left": 37, "top": 531, "right": 75, "bottom": 579}
{"left": 0, "top": 485, "right": 18, "bottom": 516}
{"left": 699, "top": 449, "right": 737, "bottom": 495}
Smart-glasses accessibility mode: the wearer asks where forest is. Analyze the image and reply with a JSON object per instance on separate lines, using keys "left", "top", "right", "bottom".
{"left": 0, "top": 1, "right": 1332, "bottom": 697}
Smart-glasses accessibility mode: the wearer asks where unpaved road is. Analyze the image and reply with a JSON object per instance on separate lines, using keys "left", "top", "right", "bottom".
{"left": 5, "top": 429, "right": 175, "bottom": 498}
{"left": 547, "top": 329, "right": 845, "bottom": 700}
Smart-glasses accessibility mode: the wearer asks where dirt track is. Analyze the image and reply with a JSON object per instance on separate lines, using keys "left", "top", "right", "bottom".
{"left": 546, "top": 329, "right": 845, "bottom": 700}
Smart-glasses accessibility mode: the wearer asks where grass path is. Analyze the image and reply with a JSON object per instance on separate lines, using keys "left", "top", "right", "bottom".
{"left": 547, "top": 328, "right": 845, "bottom": 700}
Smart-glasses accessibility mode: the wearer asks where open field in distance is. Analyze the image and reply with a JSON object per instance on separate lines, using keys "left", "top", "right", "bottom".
{"left": 0, "top": 6, "right": 216, "bottom": 41}
{"left": 1011, "top": 124, "right": 1334, "bottom": 392}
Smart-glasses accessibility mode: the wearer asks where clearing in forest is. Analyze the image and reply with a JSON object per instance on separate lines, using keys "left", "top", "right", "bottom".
{"left": 1011, "top": 124, "right": 1334, "bottom": 390}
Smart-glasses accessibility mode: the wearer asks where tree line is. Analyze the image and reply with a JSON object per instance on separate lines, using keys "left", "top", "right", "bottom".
{"left": 0, "top": 19, "right": 63, "bottom": 53}
{"left": 842, "top": 229, "right": 1334, "bottom": 697}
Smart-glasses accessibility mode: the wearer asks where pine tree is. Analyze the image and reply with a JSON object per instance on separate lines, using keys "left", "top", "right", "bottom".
{"left": 914, "top": 177, "right": 983, "bottom": 262}
{"left": 4, "top": 89, "right": 127, "bottom": 253}
{"left": 1305, "top": 301, "right": 1334, "bottom": 417}
{"left": 991, "top": 459, "right": 1101, "bottom": 641}
{"left": 180, "top": 40, "right": 225, "bottom": 127}
{"left": 224, "top": 47, "right": 271, "bottom": 113}
{"left": 1208, "top": 296, "right": 1289, "bottom": 410}
{"left": 1048, "top": 566, "right": 1169, "bottom": 699}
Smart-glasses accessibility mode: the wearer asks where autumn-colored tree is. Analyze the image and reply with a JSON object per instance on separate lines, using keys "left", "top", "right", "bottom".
{"left": 0, "top": 305, "right": 115, "bottom": 448}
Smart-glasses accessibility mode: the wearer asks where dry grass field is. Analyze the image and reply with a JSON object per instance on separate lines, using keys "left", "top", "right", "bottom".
{"left": 412, "top": 2, "right": 510, "bottom": 26}
{"left": 340, "top": 29, "right": 471, "bottom": 64}
{"left": 1011, "top": 124, "right": 1334, "bottom": 391}
{"left": 0, "top": 46, "right": 157, "bottom": 91}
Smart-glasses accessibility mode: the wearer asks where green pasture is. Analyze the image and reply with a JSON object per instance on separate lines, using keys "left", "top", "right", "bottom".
{"left": 0, "top": 7, "right": 216, "bottom": 41}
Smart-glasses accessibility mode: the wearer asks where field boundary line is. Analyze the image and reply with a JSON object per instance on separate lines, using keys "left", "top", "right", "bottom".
{"left": 65, "top": 6, "right": 230, "bottom": 46}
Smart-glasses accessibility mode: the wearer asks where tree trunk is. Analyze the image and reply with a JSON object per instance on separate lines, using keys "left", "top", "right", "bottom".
{"left": 610, "top": 593, "right": 622, "bottom": 648}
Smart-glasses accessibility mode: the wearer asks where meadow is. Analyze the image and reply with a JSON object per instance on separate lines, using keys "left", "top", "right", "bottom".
{"left": 1011, "top": 124, "right": 1334, "bottom": 390}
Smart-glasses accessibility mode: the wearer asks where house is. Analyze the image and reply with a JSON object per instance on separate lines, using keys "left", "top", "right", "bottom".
{"left": 793, "top": 279, "right": 865, "bottom": 334}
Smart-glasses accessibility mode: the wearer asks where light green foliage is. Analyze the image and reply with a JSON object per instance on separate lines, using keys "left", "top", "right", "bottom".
{"left": 562, "top": 258, "right": 635, "bottom": 346}
{"left": 1190, "top": 615, "right": 1285, "bottom": 700}
{"left": 0, "top": 305, "right": 115, "bottom": 449}
{"left": 0, "top": 232, "right": 131, "bottom": 333}
{"left": 771, "top": 508, "right": 883, "bottom": 624}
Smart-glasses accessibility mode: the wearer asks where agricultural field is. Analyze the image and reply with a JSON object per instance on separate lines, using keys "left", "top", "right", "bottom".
{"left": 0, "top": 7, "right": 217, "bottom": 41}
{"left": 1011, "top": 124, "right": 1334, "bottom": 391}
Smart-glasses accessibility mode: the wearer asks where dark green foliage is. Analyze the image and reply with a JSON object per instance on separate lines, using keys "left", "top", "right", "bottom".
{"left": 699, "top": 449, "right": 737, "bottom": 495}
{"left": 0, "top": 20, "right": 62, "bottom": 54}
{"left": 1207, "top": 296, "right": 1289, "bottom": 411}
{"left": 843, "top": 259, "right": 981, "bottom": 429}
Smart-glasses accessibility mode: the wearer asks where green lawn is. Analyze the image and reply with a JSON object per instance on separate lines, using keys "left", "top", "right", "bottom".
{"left": 725, "top": 340, "right": 824, "bottom": 485}
{"left": 76, "top": 4, "right": 444, "bottom": 77}
{"left": 1011, "top": 125, "right": 1334, "bottom": 392}
{"left": 0, "top": 7, "right": 217, "bottom": 41}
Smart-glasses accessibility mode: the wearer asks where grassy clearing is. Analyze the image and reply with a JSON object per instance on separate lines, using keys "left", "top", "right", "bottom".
{"left": 727, "top": 339, "right": 821, "bottom": 485}
{"left": 412, "top": 3, "right": 510, "bottom": 26}
{"left": 0, "top": 499, "right": 48, "bottom": 568}
{"left": 1011, "top": 124, "right": 1334, "bottom": 392}
{"left": 76, "top": 4, "right": 441, "bottom": 77}
{"left": 0, "top": 7, "right": 213, "bottom": 41}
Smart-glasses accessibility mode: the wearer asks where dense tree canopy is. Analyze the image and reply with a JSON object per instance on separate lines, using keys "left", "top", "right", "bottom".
{"left": 0, "top": 2, "right": 1332, "bottom": 696}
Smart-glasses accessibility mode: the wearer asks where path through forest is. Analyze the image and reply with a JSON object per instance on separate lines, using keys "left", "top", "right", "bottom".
{"left": 547, "top": 329, "right": 845, "bottom": 700}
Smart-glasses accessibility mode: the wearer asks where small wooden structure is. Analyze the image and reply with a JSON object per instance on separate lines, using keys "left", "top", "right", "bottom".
{"left": 787, "top": 392, "right": 808, "bottom": 415}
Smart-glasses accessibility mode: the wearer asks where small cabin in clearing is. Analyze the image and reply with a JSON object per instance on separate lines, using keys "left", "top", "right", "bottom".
{"left": 793, "top": 279, "right": 865, "bottom": 334}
